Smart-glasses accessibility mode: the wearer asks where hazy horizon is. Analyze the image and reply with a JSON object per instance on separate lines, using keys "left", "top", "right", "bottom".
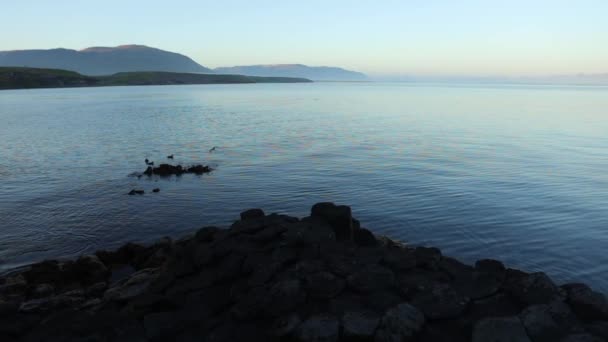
{"left": 3, "top": 0, "right": 607, "bottom": 78}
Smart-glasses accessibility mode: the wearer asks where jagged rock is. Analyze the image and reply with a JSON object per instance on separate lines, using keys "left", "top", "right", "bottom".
{"left": 306, "top": 271, "right": 346, "bottom": 299}
{"left": 472, "top": 316, "right": 532, "bottom": 342}
{"left": 559, "top": 334, "right": 603, "bottom": 342}
{"left": 342, "top": 311, "right": 380, "bottom": 339}
{"left": 0, "top": 274, "right": 27, "bottom": 299}
{"left": 503, "top": 271, "right": 562, "bottom": 305}
{"left": 520, "top": 301, "right": 583, "bottom": 342}
{"left": 347, "top": 265, "right": 395, "bottom": 293}
{"left": 562, "top": 283, "right": 608, "bottom": 321}
{"left": 295, "top": 314, "right": 340, "bottom": 342}
{"left": 19, "top": 289, "right": 85, "bottom": 313}
{"left": 310, "top": 202, "right": 354, "bottom": 241}
{"left": 104, "top": 268, "right": 159, "bottom": 301}
{"left": 284, "top": 220, "right": 336, "bottom": 247}
{"left": 240, "top": 208, "right": 265, "bottom": 220}
{"left": 411, "top": 283, "right": 470, "bottom": 319}
{"left": 375, "top": 303, "right": 425, "bottom": 342}
{"left": 467, "top": 293, "right": 521, "bottom": 321}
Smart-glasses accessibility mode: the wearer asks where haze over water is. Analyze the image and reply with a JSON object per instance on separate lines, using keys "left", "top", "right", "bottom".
{"left": 1, "top": 82, "right": 607, "bottom": 292}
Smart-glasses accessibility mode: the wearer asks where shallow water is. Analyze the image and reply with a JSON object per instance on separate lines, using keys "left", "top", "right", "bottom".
{"left": 1, "top": 82, "right": 607, "bottom": 292}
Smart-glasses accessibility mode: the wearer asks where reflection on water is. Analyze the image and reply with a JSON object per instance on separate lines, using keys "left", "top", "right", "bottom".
{"left": 1, "top": 82, "right": 607, "bottom": 292}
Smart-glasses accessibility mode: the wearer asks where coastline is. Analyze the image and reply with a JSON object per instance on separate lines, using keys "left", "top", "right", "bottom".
{"left": 1, "top": 203, "right": 607, "bottom": 341}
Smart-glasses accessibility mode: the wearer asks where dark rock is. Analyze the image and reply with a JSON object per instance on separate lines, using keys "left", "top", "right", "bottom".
{"left": 306, "top": 271, "right": 346, "bottom": 299}
{"left": 467, "top": 293, "right": 521, "bottom": 321}
{"left": 23, "top": 260, "right": 62, "bottom": 286}
{"left": 520, "top": 301, "right": 583, "bottom": 342}
{"left": 472, "top": 316, "right": 532, "bottom": 342}
{"left": 271, "top": 313, "right": 302, "bottom": 337}
{"left": 144, "top": 163, "right": 212, "bottom": 176}
{"left": 375, "top": 303, "right": 425, "bottom": 342}
{"left": 128, "top": 189, "right": 145, "bottom": 195}
{"left": 266, "top": 279, "right": 307, "bottom": 316}
{"left": 475, "top": 259, "right": 506, "bottom": 274}
{"left": 354, "top": 227, "right": 378, "bottom": 247}
{"left": 559, "top": 334, "right": 603, "bottom": 342}
{"left": 414, "top": 246, "right": 442, "bottom": 270}
{"left": 152, "top": 188, "right": 160, "bottom": 193}
{"left": 585, "top": 321, "right": 608, "bottom": 340}
{"left": 562, "top": 283, "right": 608, "bottom": 321}
{"left": 0, "top": 274, "right": 27, "bottom": 299}
{"left": 295, "top": 314, "right": 340, "bottom": 342}
{"left": 240, "top": 208, "right": 265, "bottom": 220}
{"left": 104, "top": 268, "right": 159, "bottom": 301}
{"left": 195, "top": 226, "right": 221, "bottom": 243}
{"left": 382, "top": 247, "right": 417, "bottom": 272}
{"left": 411, "top": 283, "right": 470, "bottom": 320}
{"left": 503, "top": 271, "right": 562, "bottom": 306}
{"left": 143, "top": 311, "right": 181, "bottom": 340}
{"left": 347, "top": 265, "right": 395, "bottom": 293}
{"left": 66, "top": 254, "right": 110, "bottom": 285}
{"left": 342, "top": 311, "right": 380, "bottom": 340}
{"left": 310, "top": 202, "right": 354, "bottom": 241}
{"left": 31, "top": 283, "right": 55, "bottom": 298}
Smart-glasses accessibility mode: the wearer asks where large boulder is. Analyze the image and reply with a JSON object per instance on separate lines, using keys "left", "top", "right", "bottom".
{"left": 342, "top": 311, "right": 380, "bottom": 340}
{"left": 562, "top": 283, "right": 608, "bottom": 322}
{"left": 519, "top": 301, "right": 583, "bottom": 342}
{"left": 374, "top": 303, "right": 425, "bottom": 342}
{"left": 310, "top": 202, "right": 354, "bottom": 241}
{"left": 347, "top": 265, "right": 395, "bottom": 293}
{"left": 503, "top": 271, "right": 562, "bottom": 305}
{"left": 240, "top": 208, "right": 265, "bottom": 220}
{"left": 411, "top": 283, "right": 470, "bottom": 319}
{"left": 306, "top": 271, "right": 346, "bottom": 300}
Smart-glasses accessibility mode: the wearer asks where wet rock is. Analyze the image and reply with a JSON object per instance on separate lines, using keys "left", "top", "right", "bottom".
{"left": 295, "top": 314, "right": 340, "bottom": 342}
{"left": 152, "top": 188, "right": 160, "bottom": 193}
{"left": 31, "top": 283, "right": 55, "bottom": 298}
{"left": 342, "top": 311, "right": 380, "bottom": 340}
{"left": 195, "top": 226, "right": 221, "bottom": 243}
{"left": 143, "top": 163, "right": 212, "bottom": 176}
{"left": 23, "top": 260, "right": 62, "bottom": 286}
{"left": 128, "top": 189, "right": 145, "bottom": 195}
{"left": 306, "top": 271, "right": 346, "bottom": 300}
{"left": 411, "top": 283, "right": 470, "bottom": 319}
{"left": 562, "top": 283, "right": 608, "bottom": 321}
{"left": 467, "top": 293, "right": 521, "bottom": 321}
{"left": 240, "top": 208, "right": 265, "bottom": 220}
{"left": 0, "top": 274, "right": 27, "bottom": 299}
{"left": 19, "top": 289, "right": 85, "bottom": 313}
{"left": 472, "top": 316, "right": 532, "bottom": 342}
{"left": 66, "top": 254, "right": 110, "bottom": 285}
{"left": 347, "top": 265, "right": 395, "bottom": 293}
{"left": 375, "top": 303, "right": 425, "bottom": 342}
{"left": 311, "top": 202, "right": 354, "bottom": 241}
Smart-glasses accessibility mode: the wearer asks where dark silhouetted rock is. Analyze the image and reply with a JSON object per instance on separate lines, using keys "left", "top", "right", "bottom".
{"left": 295, "top": 314, "right": 340, "bottom": 342}
{"left": 342, "top": 311, "right": 380, "bottom": 340}
{"left": 240, "top": 208, "right": 265, "bottom": 220}
{"left": 347, "top": 265, "right": 395, "bottom": 293}
{"left": 503, "top": 271, "right": 562, "bottom": 306}
{"left": 311, "top": 202, "right": 354, "bottom": 241}
{"left": 306, "top": 271, "right": 346, "bottom": 300}
{"left": 128, "top": 189, "right": 145, "bottom": 195}
{"left": 152, "top": 188, "right": 160, "bottom": 193}
{"left": 375, "top": 303, "right": 425, "bottom": 342}
{"left": 520, "top": 301, "right": 582, "bottom": 342}
{"left": 354, "top": 227, "right": 378, "bottom": 247}
{"left": 472, "top": 316, "right": 532, "bottom": 342}
{"left": 143, "top": 163, "right": 212, "bottom": 176}
{"left": 411, "top": 283, "right": 470, "bottom": 319}
{"left": 562, "top": 283, "right": 608, "bottom": 321}
{"left": 559, "top": 333, "right": 603, "bottom": 342}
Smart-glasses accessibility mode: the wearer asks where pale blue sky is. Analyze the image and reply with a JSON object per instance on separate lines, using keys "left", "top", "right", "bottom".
{"left": 3, "top": 0, "right": 607, "bottom": 76}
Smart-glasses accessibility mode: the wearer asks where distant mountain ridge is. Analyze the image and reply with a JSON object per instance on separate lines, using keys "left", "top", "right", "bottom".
{"left": 0, "top": 45, "right": 212, "bottom": 75}
{"left": 214, "top": 64, "right": 369, "bottom": 81}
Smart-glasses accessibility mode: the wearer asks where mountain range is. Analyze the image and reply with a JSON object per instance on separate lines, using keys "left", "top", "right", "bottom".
{"left": 214, "top": 64, "right": 368, "bottom": 81}
{"left": 0, "top": 45, "right": 368, "bottom": 81}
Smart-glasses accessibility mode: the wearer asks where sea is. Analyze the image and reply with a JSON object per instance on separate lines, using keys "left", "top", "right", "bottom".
{"left": 1, "top": 82, "right": 607, "bottom": 292}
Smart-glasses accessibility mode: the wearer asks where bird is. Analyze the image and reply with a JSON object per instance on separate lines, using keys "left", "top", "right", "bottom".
{"left": 209, "top": 146, "right": 217, "bottom": 153}
{"left": 145, "top": 158, "right": 149, "bottom": 164}
{"left": 167, "top": 154, "right": 174, "bottom": 159}
{"left": 146, "top": 160, "right": 154, "bottom": 166}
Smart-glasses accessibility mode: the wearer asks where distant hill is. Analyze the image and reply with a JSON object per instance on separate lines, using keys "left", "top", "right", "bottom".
{"left": 214, "top": 64, "right": 368, "bottom": 81}
{"left": 0, "top": 45, "right": 212, "bottom": 76}
{"left": 0, "top": 67, "right": 311, "bottom": 90}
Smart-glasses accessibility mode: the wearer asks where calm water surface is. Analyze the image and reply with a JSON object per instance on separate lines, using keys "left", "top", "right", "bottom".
{"left": 1, "top": 82, "right": 607, "bottom": 292}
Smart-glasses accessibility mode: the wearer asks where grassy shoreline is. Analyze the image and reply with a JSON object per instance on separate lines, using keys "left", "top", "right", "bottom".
{"left": 0, "top": 67, "right": 312, "bottom": 90}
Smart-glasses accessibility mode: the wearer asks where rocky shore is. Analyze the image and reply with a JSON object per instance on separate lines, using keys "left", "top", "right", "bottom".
{"left": 1, "top": 203, "right": 607, "bottom": 342}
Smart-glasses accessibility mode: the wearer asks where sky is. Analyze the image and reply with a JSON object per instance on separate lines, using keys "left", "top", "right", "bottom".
{"left": 2, "top": 0, "right": 607, "bottom": 77}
